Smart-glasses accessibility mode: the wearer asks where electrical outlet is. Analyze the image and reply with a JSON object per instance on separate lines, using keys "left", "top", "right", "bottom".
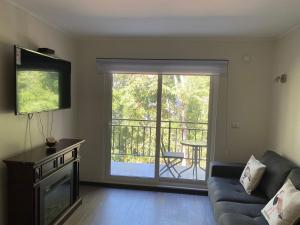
{"left": 231, "top": 122, "right": 240, "bottom": 129}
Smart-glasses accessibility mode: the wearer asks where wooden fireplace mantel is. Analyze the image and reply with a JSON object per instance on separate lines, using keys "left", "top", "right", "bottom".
{"left": 3, "top": 138, "right": 85, "bottom": 225}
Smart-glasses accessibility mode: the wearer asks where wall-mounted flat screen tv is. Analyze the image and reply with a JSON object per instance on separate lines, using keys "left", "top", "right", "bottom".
{"left": 15, "top": 46, "right": 71, "bottom": 115}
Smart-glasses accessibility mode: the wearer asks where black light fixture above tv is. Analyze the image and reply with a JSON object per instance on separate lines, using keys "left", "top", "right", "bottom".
{"left": 14, "top": 45, "right": 71, "bottom": 115}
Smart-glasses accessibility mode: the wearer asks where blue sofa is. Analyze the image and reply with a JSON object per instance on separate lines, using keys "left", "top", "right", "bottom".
{"left": 208, "top": 151, "right": 300, "bottom": 225}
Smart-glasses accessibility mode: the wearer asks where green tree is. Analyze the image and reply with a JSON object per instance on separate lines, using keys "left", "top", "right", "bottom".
{"left": 111, "top": 73, "right": 210, "bottom": 166}
{"left": 17, "top": 70, "right": 59, "bottom": 113}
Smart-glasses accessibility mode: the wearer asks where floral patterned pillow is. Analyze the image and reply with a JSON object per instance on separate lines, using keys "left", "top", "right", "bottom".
{"left": 262, "top": 179, "right": 300, "bottom": 225}
{"left": 240, "top": 155, "right": 266, "bottom": 194}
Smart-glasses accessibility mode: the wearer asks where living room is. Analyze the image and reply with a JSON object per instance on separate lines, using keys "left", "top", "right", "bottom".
{"left": 0, "top": 0, "right": 300, "bottom": 225}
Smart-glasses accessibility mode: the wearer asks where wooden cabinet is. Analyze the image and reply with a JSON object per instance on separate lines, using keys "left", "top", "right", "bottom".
{"left": 3, "top": 139, "right": 85, "bottom": 225}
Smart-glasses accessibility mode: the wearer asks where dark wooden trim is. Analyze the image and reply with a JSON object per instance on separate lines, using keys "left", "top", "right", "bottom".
{"left": 4, "top": 139, "right": 85, "bottom": 166}
{"left": 33, "top": 159, "right": 79, "bottom": 187}
{"left": 80, "top": 181, "right": 208, "bottom": 196}
{"left": 54, "top": 199, "right": 82, "bottom": 225}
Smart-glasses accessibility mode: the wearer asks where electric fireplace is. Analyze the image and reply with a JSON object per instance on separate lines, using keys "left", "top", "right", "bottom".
{"left": 40, "top": 163, "right": 74, "bottom": 225}
{"left": 4, "top": 139, "right": 84, "bottom": 225}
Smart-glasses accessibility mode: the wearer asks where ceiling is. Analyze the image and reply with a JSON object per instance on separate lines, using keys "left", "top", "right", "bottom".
{"left": 9, "top": 0, "right": 300, "bottom": 38}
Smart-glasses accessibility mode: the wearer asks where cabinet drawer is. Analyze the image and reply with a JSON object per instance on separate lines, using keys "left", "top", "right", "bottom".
{"left": 42, "top": 159, "right": 57, "bottom": 176}
{"left": 64, "top": 150, "right": 75, "bottom": 163}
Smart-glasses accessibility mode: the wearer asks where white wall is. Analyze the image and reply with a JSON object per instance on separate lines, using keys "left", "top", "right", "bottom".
{"left": 77, "top": 37, "right": 275, "bottom": 182}
{"left": 268, "top": 27, "right": 300, "bottom": 165}
{"left": 0, "top": 0, "right": 290, "bottom": 221}
{"left": 0, "top": 1, "right": 78, "bottom": 224}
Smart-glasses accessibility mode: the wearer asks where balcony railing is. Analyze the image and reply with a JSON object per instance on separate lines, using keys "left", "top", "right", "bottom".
{"left": 111, "top": 119, "right": 208, "bottom": 169}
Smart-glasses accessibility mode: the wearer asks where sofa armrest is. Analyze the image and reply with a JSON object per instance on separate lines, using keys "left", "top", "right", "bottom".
{"left": 210, "top": 161, "right": 245, "bottom": 179}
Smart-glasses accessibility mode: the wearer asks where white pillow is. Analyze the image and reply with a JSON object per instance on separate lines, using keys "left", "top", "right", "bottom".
{"left": 240, "top": 155, "right": 266, "bottom": 194}
{"left": 262, "top": 179, "right": 300, "bottom": 225}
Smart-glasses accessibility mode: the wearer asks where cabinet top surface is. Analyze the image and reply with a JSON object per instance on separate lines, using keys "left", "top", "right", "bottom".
{"left": 3, "top": 139, "right": 85, "bottom": 165}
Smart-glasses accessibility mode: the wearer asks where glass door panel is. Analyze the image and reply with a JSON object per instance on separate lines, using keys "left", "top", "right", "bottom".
{"left": 110, "top": 73, "right": 158, "bottom": 178}
{"left": 159, "top": 75, "right": 211, "bottom": 181}
{"left": 109, "top": 73, "right": 212, "bottom": 185}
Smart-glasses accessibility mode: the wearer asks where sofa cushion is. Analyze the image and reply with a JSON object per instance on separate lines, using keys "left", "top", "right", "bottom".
{"left": 288, "top": 168, "right": 300, "bottom": 190}
{"left": 219, "top": 213, "right": 268, "bottom": 225}
{"left": 214, "top": 201, "right": 265, "bottom": 221}
{"left": 240, "top": 155, "right": 266, "bottom": 194}
{"left": 261, "top": 179, "right": 300, "bottom": 225}
{"left": 208, "top": 177, "right": 267, "bottom": 204}
{"left": 258, "top": 151, "right": 296, "bottom": 199}
{"left": 210, "top": 161, "right": 245, "bottom": 179}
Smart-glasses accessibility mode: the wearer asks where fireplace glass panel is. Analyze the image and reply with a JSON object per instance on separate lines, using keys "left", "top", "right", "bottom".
{"left": 43, "top": 176, "right": 71, "bottom": 225}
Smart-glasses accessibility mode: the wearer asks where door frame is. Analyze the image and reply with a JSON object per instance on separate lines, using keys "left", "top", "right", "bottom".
{"left": 103, "top": 73, "right": 219, "bottom": 189}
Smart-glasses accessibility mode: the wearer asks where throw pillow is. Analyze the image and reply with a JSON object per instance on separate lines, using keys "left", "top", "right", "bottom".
{"left": 262, "top": 179, "right": 300, "bottom": 225}
{"left": 240, "top": 155, "right": 266, "bottom": 194}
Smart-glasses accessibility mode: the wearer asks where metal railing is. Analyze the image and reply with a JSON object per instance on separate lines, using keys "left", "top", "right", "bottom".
{"left": 110, "top": 119, "right": 208, "bottom": 168}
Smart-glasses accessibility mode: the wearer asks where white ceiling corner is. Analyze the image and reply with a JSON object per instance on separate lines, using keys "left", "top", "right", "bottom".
{"left": 7, "top": 0, "right": 300, "bottom": 38}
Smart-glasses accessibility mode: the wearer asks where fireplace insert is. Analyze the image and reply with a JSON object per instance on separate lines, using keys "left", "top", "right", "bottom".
{"left": 40, "top": 163, "right": 74, "bottom": 225}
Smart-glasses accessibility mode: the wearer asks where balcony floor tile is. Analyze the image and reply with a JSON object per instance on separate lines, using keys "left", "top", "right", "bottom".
{"left": 111, "top": 161, "right": 206, "bottom": 181}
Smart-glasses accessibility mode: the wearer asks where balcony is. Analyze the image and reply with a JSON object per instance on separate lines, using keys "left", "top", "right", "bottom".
{"left": 110, "top": 119, "right": 208, "bottom": 181}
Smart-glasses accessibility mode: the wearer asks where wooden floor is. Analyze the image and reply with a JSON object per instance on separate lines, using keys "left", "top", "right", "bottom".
{"left": 64, "top": 185, "right": 216, "bottom": 225}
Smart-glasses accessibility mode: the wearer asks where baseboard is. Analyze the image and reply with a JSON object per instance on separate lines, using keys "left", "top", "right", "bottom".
{"left": 80, "top": 181, "right": 208, "bottom": 195}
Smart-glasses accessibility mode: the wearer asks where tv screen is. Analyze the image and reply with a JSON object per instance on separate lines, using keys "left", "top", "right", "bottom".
{"left": 15, "top": 46, "right": 71, "bottom": 115}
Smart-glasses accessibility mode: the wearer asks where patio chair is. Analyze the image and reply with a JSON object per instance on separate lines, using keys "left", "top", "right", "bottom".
{"left": 159, "top": 141, "right": 184, "bottom": 178}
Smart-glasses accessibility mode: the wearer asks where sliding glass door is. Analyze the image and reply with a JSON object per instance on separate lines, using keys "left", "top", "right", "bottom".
{"left": 108, "top": 73, "right": 212, "bottom": 185}
{"left": 110, "top": 73, "right": 158, "bottom": 178}
{"left": 159, "top": 75, "right": 210, "bottom": 181}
